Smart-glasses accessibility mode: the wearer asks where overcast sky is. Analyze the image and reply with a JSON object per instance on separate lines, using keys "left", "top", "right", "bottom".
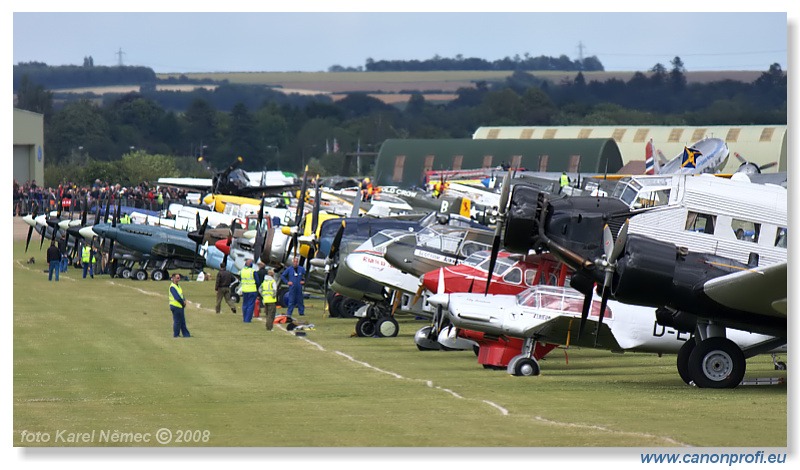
{"left": 9, "top": 5, "right": 793, "bottom": 74}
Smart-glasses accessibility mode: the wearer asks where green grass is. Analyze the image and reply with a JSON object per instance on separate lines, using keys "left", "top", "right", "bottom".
{"left": 13, "top": 239, "right": 786, "bottom": 447}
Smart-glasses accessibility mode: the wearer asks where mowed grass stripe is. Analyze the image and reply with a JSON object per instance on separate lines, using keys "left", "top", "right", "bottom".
{"left": 13, "top": 240, "right": 785, "bottom": 447}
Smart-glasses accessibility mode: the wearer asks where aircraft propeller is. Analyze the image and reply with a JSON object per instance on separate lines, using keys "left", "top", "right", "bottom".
{"left": 285, "top": 165, "right": 309, "bottom": 261}
{"left": 588, "top": 219, "right": 629, "bottom": 345}
{"left": 734, "top": 152, "right": 778, "bottom": 174}
{"left": 319, "top": 220, "right": 345, "bottom": 313}
{"left": 23, "top": 204, "right": 40, "bottom": 252}
{"left": 484, "top": 169, "right": 513, "bottom": 295}
{"left": 188, "top": 216, "right": 210, "bottom": 279}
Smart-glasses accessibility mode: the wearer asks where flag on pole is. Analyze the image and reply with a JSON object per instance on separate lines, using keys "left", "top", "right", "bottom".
{"left": 333, "top": 138, "right": 339, "bottom": 153}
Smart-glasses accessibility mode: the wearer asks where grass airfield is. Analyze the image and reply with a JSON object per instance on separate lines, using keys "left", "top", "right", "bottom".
{"left": 12, "top": 238, "right": 787, "bottom": 449}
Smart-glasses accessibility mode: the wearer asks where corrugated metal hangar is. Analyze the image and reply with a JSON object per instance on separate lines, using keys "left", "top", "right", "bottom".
{"left": 472, "top": 125, "right": 787, "bottom": 174}
{"left": 373, "top": 138, "right": 623, "bottom": 187}
{"left": 13, "top": 108, "right": 45, "bottom": 185}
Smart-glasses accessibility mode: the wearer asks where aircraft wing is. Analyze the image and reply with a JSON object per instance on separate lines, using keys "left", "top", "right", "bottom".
{"left": 157, "top": 177, "right": 212, "bottom": 192}
{"left": 702, "top": 261, "right": 787, "bottom": 317}
{"left": 524, "top": 315, "right": 624, "bottom": 352}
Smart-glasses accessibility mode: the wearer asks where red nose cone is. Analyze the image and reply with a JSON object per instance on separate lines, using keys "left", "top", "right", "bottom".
{"left": 215, "top": 239, "right": 231, "bottom": 255}
{"left": 422, "top": 269, "right": 439, "bottom": 293}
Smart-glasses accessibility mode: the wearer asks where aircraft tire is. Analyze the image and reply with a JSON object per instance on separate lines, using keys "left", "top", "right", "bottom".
{"left": 121, "top": 267, "right": 132, "bottom": 279}
{"left": 151, "top": 269, "right": 167, "bottom": 282}
{"left": 355, "top": 318, "right": 376, "bottom": 337}
{"left": 375, "top": 317, "right": 399, "bottom": 338}
{"left": 230, "top": 293, "right": 240, "bottom": 304}
{"left": 513, "top": 358, "right": 541, "bottom": 377}
{"left": 339, "top": 298, "right": 363, "bottom": 319}
{"left": 328, "top": 295, "right": 344, "bottom": 318}
{"left": 676, "top": 339, "right": 696, "bottom": 385}
{"left": 687, "top": 337, "right": 746, "bottom": 389}
{"left": 133, "top": 269, "right": 148, "bottom": 281}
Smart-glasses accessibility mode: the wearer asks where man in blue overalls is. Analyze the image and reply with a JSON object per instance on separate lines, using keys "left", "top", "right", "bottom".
{"left": 281, "top": 257, "right": 306, "bottom": 317}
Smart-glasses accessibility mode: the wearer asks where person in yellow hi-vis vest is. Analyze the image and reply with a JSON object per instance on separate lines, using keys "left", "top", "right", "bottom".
{"left": 239, "top": 259, "right": 258, "bottom": 323}
{"left": 169, "top": 273, "right": 191, "bottom": 338}
{"left": 259, "top": 268, "right": 278, "bottom": 331}
{"left": 81, "top": 244, "right": 95, "bottom": 279}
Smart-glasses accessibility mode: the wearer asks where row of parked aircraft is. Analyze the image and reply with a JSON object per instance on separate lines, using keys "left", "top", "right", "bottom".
{"left": 21, "top": 137, "right": 786, "bottom": 389}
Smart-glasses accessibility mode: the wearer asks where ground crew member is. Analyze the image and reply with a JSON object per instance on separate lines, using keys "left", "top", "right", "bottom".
{"left": 169, "top": 273, "right": 191, "bottom": 338}
{"left": 81, "top": 243, "right": 94, "bottom": 279}
{"left": 259, "top": 268, "right": 278, "bottom": 331}
{"left": 239, "top": 259, "right": 258, "bottom": 323}
{"left": 280, "top": 257, "right": 306, "bottom": 317}
{"left": 560, "top": 172, "right": 571, "bottom": 189}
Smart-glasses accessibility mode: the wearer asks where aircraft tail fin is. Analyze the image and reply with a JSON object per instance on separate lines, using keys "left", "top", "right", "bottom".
{"left": 644, "top": 139, "right": 656, "bottom": 175}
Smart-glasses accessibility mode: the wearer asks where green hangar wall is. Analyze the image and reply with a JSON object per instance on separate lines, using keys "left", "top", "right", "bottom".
{"left": 472, "top": 125, "right": 787, "bottom": 173}
{"left": 373, "top": 138, "right": 622, "bottom": 187}
{"left": 13, "top": 108, "right": 45, "bottom": 185}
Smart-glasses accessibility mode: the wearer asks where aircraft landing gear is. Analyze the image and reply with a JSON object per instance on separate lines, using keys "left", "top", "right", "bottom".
{"left": 414, "top": 326, "right": 442, "bottom": 351}
{"left": 506, "top": 337, "right": 542, "bottom": 377}
{"left": 676, "top": 339, "right": 696, "bottom": 385}
{"left": 687, "top": 337, "right": 746, "bottom": 389}
{"left": 772, "top": 353, "right": 787, "bottom": 371}
{"left": 354, "top": 303, "right": 391, "bottom": 337}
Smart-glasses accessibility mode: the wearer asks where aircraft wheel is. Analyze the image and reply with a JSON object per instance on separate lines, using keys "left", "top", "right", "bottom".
{"left": 513, "top": 358, "right": 541, "bottom": 377}
{"left": 414, "top": 326, "right": 441, "bottom": 351}
{"left": 676, "top": 339, "right": 696, "bottom": 385}
{"left": 277, "top": 286, "right": 289, "bottom": 308}
{"left": 375, "top": 317, "right": 399, "bottom": 338}
{"left": 151, "top": 269, "right": 167, "bottom": 281}
{"left": 121, "top": 267, "right": 132, "bottom": 279}
{"left": 328, "top": 295, "right": 344, "bottom": 318}
{"left": 355, "top": 318, "right": 376, "bottom": 337}
{"left": 116, "top": 266, "right": 126, "bottom": 278}
{"left": 230, "top": 293, "right": 240, "bottom": 304}
{"left": 133, "top": 269, "right": 148, "bottom": 281}
{"left": 687, "top": 337, "right": 746, "bottom": 389}
{"left": 340, "top": 298, "right": 363, "bottom": 319}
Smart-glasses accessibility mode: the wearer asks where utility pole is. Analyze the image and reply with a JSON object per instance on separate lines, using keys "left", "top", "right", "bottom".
{"left": 116, "top": 47, "right": 126, "bottom": 66}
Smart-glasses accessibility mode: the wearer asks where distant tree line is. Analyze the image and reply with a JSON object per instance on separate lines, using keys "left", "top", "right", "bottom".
{"left": 13, "top": 61, "right": 157, "bottom": 89}
{"left": 358, "top": 53, "right": 604, "bottom": 72}
{"left": 13, "top": 58, "right": 786, "bottom": 188}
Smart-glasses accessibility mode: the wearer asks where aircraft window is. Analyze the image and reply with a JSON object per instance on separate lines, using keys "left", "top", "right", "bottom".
{"left": 460, "top": 241, "right": 485, "bottom": 258}
{"left": 775, "top": 227, "right": 787, "bottom": 248}
{"left": 685, "top": 211, "right": 716, "bottom": 234}
{"left": 462, "top": 252, "right": 488, "bottom": 267}
{"left": 419, "top": 235, "right": 442, "bottom": 250}
{"left": 524, "top": 269, "right": 537, "bottom": 286}
{"left": 618, "top": 184, "right": 638, "bottom": 207}
{"left": 517, "top": 289, "right": 539, "bottom": 308}
{"left": 441, "top": 235, "right": 462, "bottom": 254}
{"left": 731, "top": 219, "right": 760, "bottom": 243}
{"left": 633, "top": 189, "right": 670, "bottom": 209}
{"left": 503, "top": 267, "right": 522, "bottom": 284}
{"left": 475, "top": 256, "right": 514, "bottom": 274}
{"left": 369, "top": 233, "right": 392, "bottom": 247}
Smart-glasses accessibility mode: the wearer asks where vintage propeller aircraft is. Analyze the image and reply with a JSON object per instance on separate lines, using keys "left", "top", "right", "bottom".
{"left": 645, "top": 137, "right": 730, "bottom": 175}
{"left": 157, "top": 156, "right": 299, "bottom": 199}
{"left": 428, "top": 284, "right": 785, "bottom": 378}
{"left": 79, "top": 214, "right": 210, "bottom": 281}
{"left": 488, "top": 171, "right": 787, "bottom": 388}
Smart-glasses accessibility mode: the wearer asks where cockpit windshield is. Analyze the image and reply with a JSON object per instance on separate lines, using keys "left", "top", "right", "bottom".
{"left": 612, "top": 177, "right": 672, "bottom": 209}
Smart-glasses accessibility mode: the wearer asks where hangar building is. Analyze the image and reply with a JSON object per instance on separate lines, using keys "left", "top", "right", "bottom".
{"left": 372, "top": 138, "right": 622, "bottom": 187}
{"left": 13, "top": 108, "right": 45, "bottom": 185}
{"left": 472, "top": 125, "right": 787, "bottom": 174}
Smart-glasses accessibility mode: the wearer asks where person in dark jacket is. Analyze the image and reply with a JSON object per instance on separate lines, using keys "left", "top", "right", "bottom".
{"left": 46, "top": 241, "right": 61, "bottom": 282}
{"left": 215, "top": 264, "right": 237, "bottom": 314}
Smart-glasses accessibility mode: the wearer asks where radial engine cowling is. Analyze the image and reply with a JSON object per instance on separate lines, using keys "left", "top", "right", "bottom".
{"left": 503, "top": 184, "right": 542, "bottom": 253}
{"left": 611, "top": 234, "right": 678, "bottom": 308}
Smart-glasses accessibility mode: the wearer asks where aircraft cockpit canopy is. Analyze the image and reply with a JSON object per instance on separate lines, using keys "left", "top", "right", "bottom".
{"left": 611, "top": 176, "right": 672, "bottom": 210}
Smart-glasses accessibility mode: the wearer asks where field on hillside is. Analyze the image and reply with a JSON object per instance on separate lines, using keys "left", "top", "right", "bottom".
{"left": 12, "top": 224, "right": 787, "bottom": 453}
{"left": 51, "top": 70, "right": 763, "bottom": 106}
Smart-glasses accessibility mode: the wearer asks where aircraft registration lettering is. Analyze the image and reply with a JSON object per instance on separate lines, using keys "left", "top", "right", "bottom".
{"left": 362, "top": 256, "right": 386, "bottom": 266}
{"left": 413, "top": 249, "right": 456, "bottom": 264}
{"left": 652, "top": 322, "right": 692, "bottom": 341}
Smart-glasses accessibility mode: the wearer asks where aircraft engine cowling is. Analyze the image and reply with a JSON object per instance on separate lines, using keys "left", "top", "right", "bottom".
{"left": 655, "top": 307, "right": 698, "bottom": 334}
{"left": 611, "top": 234, "right": 678, "bottom": 308}
{"left": 503, "top": 184, "right": 543, "bottom": 253}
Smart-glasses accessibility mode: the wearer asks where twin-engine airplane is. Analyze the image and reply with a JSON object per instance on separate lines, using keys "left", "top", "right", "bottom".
{"left": 428, "top": 285, "right": 785, "bottom": 378}
{"left": 492, "top": 172, "right": 786, "bottom": 388}
{"left": 645, "top": 137, "right": 730, "bottom": 175}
